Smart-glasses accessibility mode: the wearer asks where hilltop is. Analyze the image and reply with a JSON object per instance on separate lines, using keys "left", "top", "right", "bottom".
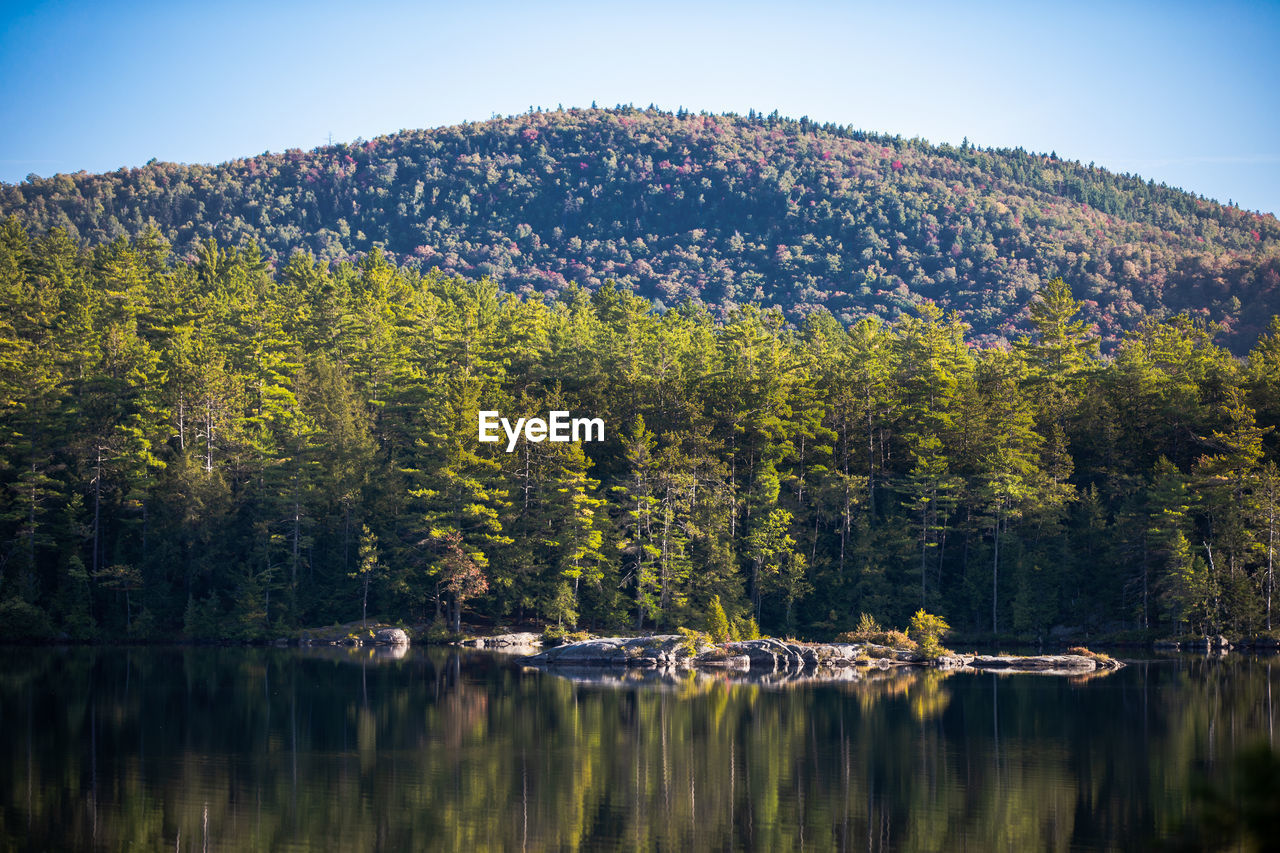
{"left": 3, "top": 107, "right": 1278, "bottom": 348}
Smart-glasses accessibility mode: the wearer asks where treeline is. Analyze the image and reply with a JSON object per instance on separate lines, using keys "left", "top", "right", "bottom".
{"left": 4, "top": 107, "right": 1278, "bottom": 350}
{"left": 2, "top": 219, "right": 1279, "bottom": 642}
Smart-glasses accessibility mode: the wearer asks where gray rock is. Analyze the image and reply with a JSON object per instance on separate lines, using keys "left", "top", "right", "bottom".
{"left": 692, "top": 650, "right": 751, "bottom": 670}
{"left": 374, "top": 628, "right": 410, "bottom": 646}
{"left": 460, "top": 631, "right": 542, "bottom": 650}
{"left": 486, "top": 631, "right": 543, "bottom": 648}
{"left": 528, "top": 636, "right": 1126, "bottom": 680}
{"left": 725, "top": 639, "right": 810, "bottom": 671}
{"left": 529, "top": 636, "right": 692, "bottom": 668}
{"left": 966, "top": 654, "right": 1123, "bottom": 673}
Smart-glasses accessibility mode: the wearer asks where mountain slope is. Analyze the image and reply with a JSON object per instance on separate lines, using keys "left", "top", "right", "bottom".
{"left": 4, "top": 107, "right": 1278, "bottom": 348}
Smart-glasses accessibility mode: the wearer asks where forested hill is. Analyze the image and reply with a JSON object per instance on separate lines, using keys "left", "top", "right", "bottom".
{"left": 4, "top": 107, "right": 1278, "bottom": 350}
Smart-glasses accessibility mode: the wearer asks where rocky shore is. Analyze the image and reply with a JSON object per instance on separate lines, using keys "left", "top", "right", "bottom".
{"left": 524, "top": 636, "right": 1124, "bottom": 677}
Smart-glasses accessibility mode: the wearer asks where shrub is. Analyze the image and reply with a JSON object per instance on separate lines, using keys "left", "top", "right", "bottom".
{"left": 1067, "top": 646, "right": 1112, "bottom": 661}
{"left": 880, "top": 629, "right": 915, "bottom": 648}
{"left": 183, "top": 593, "right": 222, "bottom": 641}
{"left": 0, "top": 598, "right": 55, "bottom": 642}
{"left": 835, "top": 615, "right": 916, "bottom": 649}
{"left": 676, "top": 627, "right": 710, "bottom": 656}
{"left": 422, "top": 620, "right": 461, "bottom": 644}
{"left": 735, "top": 615, "right": 761, "bottom": 641}
{"left": 707, "top": 595, "right": 731, "bottom": 643}
{"left": 908, "top": 609, "right": 951, "bottom": 659}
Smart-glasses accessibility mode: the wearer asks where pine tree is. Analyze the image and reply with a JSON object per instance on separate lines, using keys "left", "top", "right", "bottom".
{"left": 351, "top": 524, "right": 379, "bottom": 626}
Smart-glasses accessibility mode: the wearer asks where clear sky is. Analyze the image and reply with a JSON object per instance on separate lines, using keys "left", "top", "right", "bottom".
{"left": 2, "top": 0, "right": 1278, "bottom": 214}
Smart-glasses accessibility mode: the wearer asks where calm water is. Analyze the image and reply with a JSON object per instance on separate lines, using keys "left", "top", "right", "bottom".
{"left": 0, "top": 646, "right": 1275, "bottom": 851}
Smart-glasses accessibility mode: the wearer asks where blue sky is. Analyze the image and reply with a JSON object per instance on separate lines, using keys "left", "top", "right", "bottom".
{"left": 2, "top": 0, "right": 1278, "bottom": 213}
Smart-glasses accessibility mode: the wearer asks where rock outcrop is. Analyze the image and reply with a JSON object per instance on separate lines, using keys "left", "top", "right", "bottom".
{"left": 525, "top": 636, "right": 1125, "bottom": 678}
{"left": 965, "top": 654, "right": 1121, "bottom": 673}
{"left": 528, "top": 635, "right": 695, "bottom": 667}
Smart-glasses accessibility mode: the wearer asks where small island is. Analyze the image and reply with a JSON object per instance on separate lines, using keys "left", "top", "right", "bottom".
{"left": 526, "top": 635, "right": 1122, "bottom": 677}
{"left": 492, "top": 609, "right": 1125, "bottom": 682}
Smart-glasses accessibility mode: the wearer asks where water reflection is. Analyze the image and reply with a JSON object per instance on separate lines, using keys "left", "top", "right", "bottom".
{"left": 0, "top": 647, "right": 1275, "bottom": 851}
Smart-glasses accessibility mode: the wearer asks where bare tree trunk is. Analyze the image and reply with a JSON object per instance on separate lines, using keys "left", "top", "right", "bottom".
{"left": 27, "top": 464, "right": 37, "bottom": 573}
{"left": 1268, "top": 501, "right": 1275, "bottom": 631}
{"left": 92, "top": 446, "right": 102, "bottom": 580}
{"left": 866, "top": 401, "right": 875, "bottom": 525}
{"left": 921, "top": 500, "right": 928, "bottom": 609}
{"left": 177, "top": 396, "right": 186, "bottom": 452}
{"left": 1204, "top": 542, "right": 1219, "bottom": 637}
{"left": 992, "top": 513, "right": 1001, "bottom": 636}
{"left": 204, "top": 398, "right": 214, "bottom": 473}
{"left": 1142, "top": 539, "right": 1149, "bottom": 630}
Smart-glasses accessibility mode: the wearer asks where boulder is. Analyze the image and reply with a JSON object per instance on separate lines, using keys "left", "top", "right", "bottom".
{"left": 529, "top": 636, "right": 690, "bottom": 668}
{"left": 966, "top": 654, "right": 1122, "bottom": 673}
{"left": 692, "top": 650, "right": 751, "bottom": 670}
{"left": 725, "top": 639, "right": 808, "bottom": 671}
{"left": 374, "top": 628, "right": 410, "bottom": 646}
{"left": 486, "top": 632, "right": 543, "bottom": 648}
{"left": 460, "top": 631, "right": 542, "bottom": 649}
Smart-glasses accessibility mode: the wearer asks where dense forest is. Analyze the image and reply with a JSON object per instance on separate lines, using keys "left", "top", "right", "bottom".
{"left": 3, "top": 108, "right": 1278, "bottom": 351}
{"left": 2, "top": 219, "right": 1279, "bottom": 643}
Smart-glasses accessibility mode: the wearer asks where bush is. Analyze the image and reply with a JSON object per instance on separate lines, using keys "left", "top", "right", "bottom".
{"left": 1066, "top": 645, "right": 1112, "bottom": 661}
{"left": 183, "top": 593, "right": 222, "bottom": 641}
{"left": 834, "top": 614, "right": 916, "bottom": 650}
{"left": 855, "top": 612, "right": 880, "bottom": 636}
{"left": 129, "top": 608, "right": 159, "bottom": 641}
{"left": 908, "top": 609, "right": 951, "bottom": 659}
{"left": 0, "top": 598, "right": 55, "bottom": 642}
{"left": 676, "top": 627, "right": 710, "bottom": 656}
{"left": 422, "top": 620, "right": 461, "bottom": 644}
{"left": 735, "top": 615, "right": 761, "bottom": 641}
{"left": 880, "top": 629, "right": 915, "bottom": 648}
{"left": 707, "top": 595, "right": 731, "bottom": 643}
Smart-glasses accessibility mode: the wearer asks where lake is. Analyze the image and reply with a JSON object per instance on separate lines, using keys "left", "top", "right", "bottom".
{"left": 0, "top": 646, "right": 1275, "bottom": 851}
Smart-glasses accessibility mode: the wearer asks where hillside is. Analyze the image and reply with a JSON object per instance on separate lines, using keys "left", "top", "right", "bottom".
{"left": 4, "top": 107, "right": 1279, "bottom": 348}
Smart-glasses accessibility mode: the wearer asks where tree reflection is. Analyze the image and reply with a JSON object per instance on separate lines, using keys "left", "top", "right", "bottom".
{"left": 0, "top": 648, "right": 1275, "bottom": 851}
